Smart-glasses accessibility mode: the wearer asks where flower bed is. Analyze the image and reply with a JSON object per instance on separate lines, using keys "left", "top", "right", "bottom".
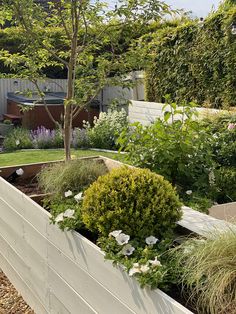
{"left": 0, "top": 157, "right": 194, "bottom": 314}
{"left": 0, "top": 157, "right": 234, "bottom": 313}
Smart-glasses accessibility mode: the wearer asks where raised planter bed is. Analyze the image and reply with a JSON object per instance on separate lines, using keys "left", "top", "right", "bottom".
{"left": 0, "top": 157, "right": 224, "bottom": 314}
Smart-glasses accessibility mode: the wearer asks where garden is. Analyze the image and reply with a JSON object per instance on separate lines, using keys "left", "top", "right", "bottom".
{"left": 0, "top": 0, "right": 235, "bottom": 314}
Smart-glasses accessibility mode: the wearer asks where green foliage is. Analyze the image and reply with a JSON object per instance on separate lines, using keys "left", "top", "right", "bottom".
{"left": 3, "top": 127, "right": 33, "bottom": 151}
{"left": 118, "top": 102, "right": 214, "bottom": 196}
{"left": 213, "top": 167, "right": 236, "bottom": 203}
{"left": 44, "top": 196, "right": 84, "bottom": 231}
{"left": 170, "top": 228, "right": 236, "bottom": 314}
{"left": 3, "top": 119, "right": 12, "bottom": 124}
{"left": 85, "top": 109, "right": 128, "bottom": 149}
{"left": 145, "top": 5, "right": 236, "bottom": 108}
{"left": 98, "top": 234, "right": 172, "bottom": 290}
{"left": 81, "top": 166, "right": 182, "bottom": 239}
{"left": 38, "top": 158, "right": 108, "bottom": 197}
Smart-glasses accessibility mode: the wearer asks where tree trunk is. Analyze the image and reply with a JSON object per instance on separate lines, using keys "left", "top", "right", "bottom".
{"left": 64, "top": 103, "right": 72, "bottom": 161}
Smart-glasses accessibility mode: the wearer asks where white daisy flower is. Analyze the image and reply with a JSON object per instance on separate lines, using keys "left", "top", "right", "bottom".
{"left": 65, "top": 190, "right": 73, "bottom": 198}
{"left": 186, "top": 190, "right": 193, "bottom": 195}
{"left": 140, "top": 264, "right": 150, "bottom": 273}
{"left": 116, "top": 233, "right": 130, "bottom": 245}
{"left": 16, "top": 168, "right": 24, "bottom": 176}
{"left": 149, "top": 257, "right": 162, "bottom": 267}
{"left": 74, "top": 192, "right": 83, "bottom": 202}
{"left": 109, "top": 230, "right": 122, "bottom": 238}
{"left": 55, "top": 213, "right": 64, "bottom": 223}
{"left": 15, "top": 139, "right": 20, "bottom": 146}
{"left": 145, "top": 236, "right": 158, "bottom": 245}
{"left": 121, "top": 244, "right": 135, "bottom": 256}
{"left": 63, "top": 209, "right": 75, "bottom": 219}
{"left": 129, "top": 263, "right": 141, "bottom": 276}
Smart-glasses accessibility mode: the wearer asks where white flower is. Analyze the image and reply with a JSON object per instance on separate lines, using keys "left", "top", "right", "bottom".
{"left": 63, "top": 209, "right": 75, "bottom": 219}
{"left": 121, "top": 244, "right": 135, "bottom": 256}
{"left": 109, "top": 230, "right": 122, "bottom": 238}
{"left": 16, "top": 168, "right": 24, "bottom": 176}
{"left": 74, "top": 192, "right": 83, "bottom": 202}
{"left": 145, "top": 236, "right": 158, "bottom": 245}
{"left": 129, "top": 263, "right": 141, "bottom": 276}
{"left": 149, "top": 257, "right": 162, "bottom": 267}
{"left": 186, "top": 190, "right": 193, "bottom": 195}
{"left": 140, "top": 264, "right": 150, "bottom": 273}
{"left": 15, "top": 139, "right": 20, "bottom": 146}
{"left": 116, "top": 233, "right": 130, "bottom": 245}
{"left": 55, "top": 213, "right": 64, "bottom": 223}
{"left": 65, "top": 190, "right": 73, "bottom": 198}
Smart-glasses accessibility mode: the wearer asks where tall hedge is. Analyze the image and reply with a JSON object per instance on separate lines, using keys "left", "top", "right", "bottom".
{"left": 146, "top": 6, "right": 236, "bottom": 108}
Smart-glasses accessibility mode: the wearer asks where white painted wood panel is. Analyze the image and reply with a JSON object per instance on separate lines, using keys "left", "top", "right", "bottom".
{"left": 0, "top": 173, "right": 192, "bottom": 314}
{"left": 47, "top": 242, "right": 135, "bottom": 314}
{"left": 129, "top": 101, "right": 224, "bottom": 125}
{"left": 0, "top": 249, "right": 47, "bottom": 314}
{"left": 48, "top": 268, "right": 97, "bottom": 314}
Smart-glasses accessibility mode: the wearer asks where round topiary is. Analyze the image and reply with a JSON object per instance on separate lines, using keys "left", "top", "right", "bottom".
{"left": 82, "top": 167, "right": 182, "bottom": 239}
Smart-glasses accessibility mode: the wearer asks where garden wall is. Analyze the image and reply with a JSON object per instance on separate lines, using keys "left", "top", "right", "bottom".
{"left": 128, "top": 101, "right": 223, "bottom": 125}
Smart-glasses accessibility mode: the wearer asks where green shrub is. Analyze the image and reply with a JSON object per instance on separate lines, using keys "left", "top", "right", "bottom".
{"left": 72, "top": 128, "right": 90, "bottom": 149}
{"left": 3, "top": 127, "right": 33, "bottom": 151}
{"left": 213, "top": 167, "right": 236, "bottom": 203}
{"left": 82, "top": 166, "right": 182, "bottom": 238}
{"left": 171, "top": 228, "right": 236, "bottom": 314}
{"left": 86, "top": 109, "right": 128, "bottom": 149}
{"left": 145, "top": 7, "right": 236, "bottom": 108}
{"left": 38, "top": 159, "right": 108, "bottom": 197}
{"left": 118, "top": 102, "right": 214, "bottom": 196}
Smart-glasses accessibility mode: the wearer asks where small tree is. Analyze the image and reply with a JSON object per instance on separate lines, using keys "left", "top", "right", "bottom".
{"left": 0, "top": 0, "right": 170, "bottom": 160}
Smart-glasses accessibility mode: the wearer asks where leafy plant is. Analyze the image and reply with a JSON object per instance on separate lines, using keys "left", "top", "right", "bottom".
{"left": 85, "top": 109, "right": 128, "bottom": 150}
{"left": 170, "top": 228, "right": 236, "bottom": 314}
{"left": 45, "top": 196, "right": 84, "bottom": 231}
{"left": 82, "top": 166, "right": 182, "bottom": 239}
{"left": 3, "top": 127, "right": 33, "bottom": 151}
{"left": 145, "top": 5, "right": 236, "bottom": 108}
{"left": 30, "top": 126, "right": 63, "bottom": 149}
{"left": 118, "top": 101, "right": 214, "bottom": 197}
{"left": 72, "top": 128, "right": 90, "bottom": 149}
{"left": 38, "top": 159, "right": 108, "bottom": 197}
{"left": 98, "top": 232, "right": 173, "bottom": 290}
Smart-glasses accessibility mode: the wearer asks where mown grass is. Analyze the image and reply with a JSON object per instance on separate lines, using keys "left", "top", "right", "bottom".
{"left": 0, "top": 149, "right": 125, "bottom": 167}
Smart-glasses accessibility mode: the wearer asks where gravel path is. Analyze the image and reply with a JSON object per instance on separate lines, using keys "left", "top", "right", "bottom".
{"left": 0, "top": 271, "right": 34, "bottom": 314}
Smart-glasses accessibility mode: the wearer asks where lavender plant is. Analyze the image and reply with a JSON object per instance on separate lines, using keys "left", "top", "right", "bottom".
{"left": 30, "top": 126, "right": 63, "bottom": 149}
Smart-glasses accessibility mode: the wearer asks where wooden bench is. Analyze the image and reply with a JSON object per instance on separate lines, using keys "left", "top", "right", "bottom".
{"left": 3, "top": 114, "right": 22, "bottom": 126}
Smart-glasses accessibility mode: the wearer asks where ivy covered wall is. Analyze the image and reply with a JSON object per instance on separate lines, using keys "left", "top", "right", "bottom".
{"left": 145, "top": 5, "right": 236, "bottom": 108}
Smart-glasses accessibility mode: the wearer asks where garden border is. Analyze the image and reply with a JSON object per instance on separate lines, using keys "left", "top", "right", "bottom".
{"left": 0, "top": 157, "right": 232, "bottom": 313}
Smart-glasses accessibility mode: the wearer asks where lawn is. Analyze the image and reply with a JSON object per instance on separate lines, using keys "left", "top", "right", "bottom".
{"left": 0, "top": 149, "right": 125, "bottom": 167}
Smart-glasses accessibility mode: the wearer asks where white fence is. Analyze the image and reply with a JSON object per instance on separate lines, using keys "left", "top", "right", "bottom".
{"left": 128, "top": 101, "right": 222, "bottom": 125}
{"left": 0, "top": 73, "right": 145, "bottom": 116}
{"left": 0, "top": 78, "right": 68, "bottom": 116}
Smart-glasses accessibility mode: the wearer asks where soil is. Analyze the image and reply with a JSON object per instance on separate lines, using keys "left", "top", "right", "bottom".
{"left": 14, "top": 181, "right": 43, "bottom": 196}
{"left": 0, "top": 271, "right": 34, "bottom": 314}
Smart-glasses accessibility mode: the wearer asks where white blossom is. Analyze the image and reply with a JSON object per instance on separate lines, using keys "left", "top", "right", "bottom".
{"left": 116, "top": 233, "right": 130, "bottom": 245}
{"left": 140, "top": 264, "right": 150, "bottom": 273}
{"left": 55, "top": 213, "right": 64, "bottom": 223}
{"left": 63, "top": 209, "right": 75, "bottom": 219}
{"left": 149, "top": 257, "right": 162, "bottom": 267}
{"left": 145, "top": 236, "right": 158, "bottom": 245}
{"left": 186, "top": 190, "right": 193, "bottom": 195}
{"left": 74, "top": 192, "right": 83, "bottom": 202}
{"left": 121, "top": 244, "right": 135, "bottom": 256}
{"left": 16, "top": 168, "right": 24, "bottom": 176}
{"left": 109, "top": 230, "right": 122, "bottom": 238}
{"left": 129, "top": 263, "right": 141, "bottom": 276}
{"left": 15, "top": 139, "right": 20, "bottom": 146}
{"left": 65, "top": 190, "right": 73, "bottom": 198}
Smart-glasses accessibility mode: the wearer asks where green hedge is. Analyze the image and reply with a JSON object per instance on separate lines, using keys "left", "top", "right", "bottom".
{"left": 146, "top": 5, "right": 236, "bottom": 108}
